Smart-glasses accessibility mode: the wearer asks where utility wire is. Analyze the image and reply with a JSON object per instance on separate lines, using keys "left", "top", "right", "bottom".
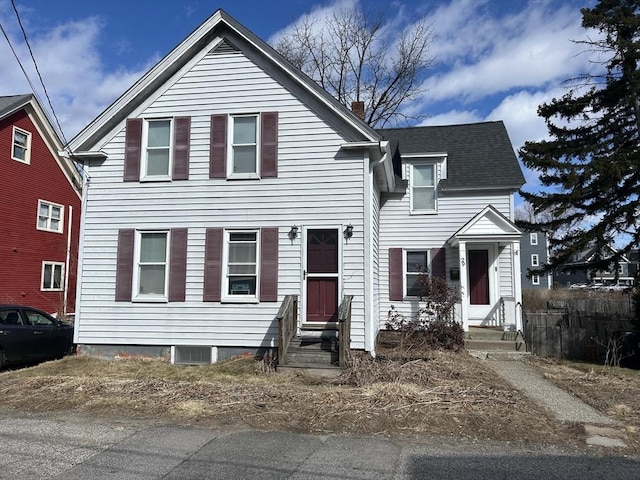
{"left": 0, "top": 21, "right": 42, "bottom": 105}
{"left": 10, "top": 0, "right": 69, "bottom": 147}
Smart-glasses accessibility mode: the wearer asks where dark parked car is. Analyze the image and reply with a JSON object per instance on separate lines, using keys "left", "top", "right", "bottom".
{"left": 0, "top": 305, "right": 74, "bottom": 369}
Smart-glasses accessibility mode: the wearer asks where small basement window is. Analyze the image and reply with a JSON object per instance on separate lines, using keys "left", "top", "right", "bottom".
{"left": 173, "top": 346, "right": 216, "bottom": 365}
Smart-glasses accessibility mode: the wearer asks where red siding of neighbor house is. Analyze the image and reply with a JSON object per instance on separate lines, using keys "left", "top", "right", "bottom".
{"left": 0, "top": 108, "right": 81, "bottom": 315}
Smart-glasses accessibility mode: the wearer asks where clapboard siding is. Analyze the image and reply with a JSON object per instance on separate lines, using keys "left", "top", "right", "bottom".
{"left": 378, "top": 177, "right": 514, "bottom": 325}
{"left": 78, "top": 47, "right": 369, "bottom": 349}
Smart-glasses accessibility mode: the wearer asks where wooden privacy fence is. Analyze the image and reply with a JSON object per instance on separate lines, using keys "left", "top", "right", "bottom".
{"left": 524, "top": 311, "right": 635, "bottom": 361}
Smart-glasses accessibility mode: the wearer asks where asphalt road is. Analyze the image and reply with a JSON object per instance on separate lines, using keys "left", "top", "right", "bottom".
{"left": 0, "top": 415, "right": 638, "bottom": 479}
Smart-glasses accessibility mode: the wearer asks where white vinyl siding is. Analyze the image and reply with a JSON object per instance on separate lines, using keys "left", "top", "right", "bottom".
{"left": 379, "top": 184, "right": 513, "bottom": 325}
{"left": 75, "top": 47, "right": 368, "bottom": 349}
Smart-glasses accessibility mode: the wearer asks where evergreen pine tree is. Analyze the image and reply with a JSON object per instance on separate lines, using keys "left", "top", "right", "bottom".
{"left": 519, "top": 0, "right": 640, "bottom": 271}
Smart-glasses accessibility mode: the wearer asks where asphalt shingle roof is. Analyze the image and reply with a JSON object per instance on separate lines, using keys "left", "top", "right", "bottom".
{"left": 0, "top": 94, "right": 32, "bottom": 118}
{"left": 378, "top": 121, "right": 525, "bottom": 191}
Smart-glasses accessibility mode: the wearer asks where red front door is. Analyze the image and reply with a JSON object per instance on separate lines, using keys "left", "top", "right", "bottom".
{"left": 306, "top": 229, "right": 339, "bottom": 322}
{"left": 469, "top": 250, "right": 490, "bottom": 305}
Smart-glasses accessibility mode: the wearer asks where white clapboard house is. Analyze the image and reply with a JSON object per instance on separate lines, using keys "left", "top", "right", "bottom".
{"left": 68, "top": 10, "right": 525, "bottom": 364}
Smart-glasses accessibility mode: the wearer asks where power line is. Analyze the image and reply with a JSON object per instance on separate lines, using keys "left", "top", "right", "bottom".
{"left": 10, "top": 0, "right": 69, "bottom": 147}
{"left": 0, "top": 22, "right": 42, "bottom": 105}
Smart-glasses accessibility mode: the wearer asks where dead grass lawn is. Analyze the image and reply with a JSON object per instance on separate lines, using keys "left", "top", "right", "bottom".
{"left": 525, "top": 356, "right": 640, "bottom": 450}
{"left": 0, "top": 350, "right": 588, "bottom": 447}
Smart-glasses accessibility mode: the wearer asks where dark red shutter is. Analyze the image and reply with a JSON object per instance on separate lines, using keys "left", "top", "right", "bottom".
{"left": 172, "top": 117, "right": 190, "bottom": 180}
{"left": 430, "top": 248, "right": 446, "bottom": 279}
{"left": 260, "top": 228, "right": 278, "bottom": 302}
{"left": 209, "top": 114, "right": 227, "bottom": 178}
{"left": 204, "top": 228, "right": 223, "bottom": 301}
{"left": 115, "top": 229, "right": 135, "bottom": 301}
{"left": 260, "top": 112, "right": 278, "bottom": 178}
{"left": 168, "top": 228, "right": 188, "bottom": 302}
{"left": 123, "top": 118, "right": 142, "bottom": 182}
{"left": 389, "top": 248, "right": 404, "bottom": 301}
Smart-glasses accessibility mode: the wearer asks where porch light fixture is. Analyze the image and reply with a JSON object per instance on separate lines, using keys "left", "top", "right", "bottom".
{"left": 344, "top": 224, "right": 354, "bottom": 239}
{"left": 289, "top": 225, "right": 299, "bottom": 239}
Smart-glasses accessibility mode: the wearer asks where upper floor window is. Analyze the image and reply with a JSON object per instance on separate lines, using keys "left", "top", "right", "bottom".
{"left": 37, "top": 200, "right": 63, "bottom": 233}
{"left": 223, "top": 230, "right": 259, "bottom": 300}
{"left": 41, "top": 262, "right": 64, "bottom": 291}
{"left": 531, "top": 254, "right": 539, "bottom": 267}
{"left": 410, "top": 163, "right": 436, "bottom": 213}
{"left": 406, "top": 250, "right": 430, "bottom": 297}
{"left": 229, "top": 115, "right": 259, "bottom": 177}
{"left": 530, "top": 233, "right": 538, "bottom": 246}
{"left": 143, "top": 119, "right": 172, "bottom": 179}
{"left": 12, "top": 126, "right": 31, "bottom": 163}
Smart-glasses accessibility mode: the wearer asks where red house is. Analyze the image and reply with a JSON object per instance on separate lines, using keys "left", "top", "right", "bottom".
{"left": 0, "top": 94, "right": 82, "bottom": 317}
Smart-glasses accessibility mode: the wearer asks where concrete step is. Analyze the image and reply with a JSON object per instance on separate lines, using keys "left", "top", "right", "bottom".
{"left": 466, "top": 327, "right": 506, "bottom": 341}
{"left": 465, "top": 339, "right": 525, "bottom": 352}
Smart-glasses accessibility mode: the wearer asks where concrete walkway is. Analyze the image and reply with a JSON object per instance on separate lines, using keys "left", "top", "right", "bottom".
{"left": 485, "top": 359, "right": 628, "bottom": 448}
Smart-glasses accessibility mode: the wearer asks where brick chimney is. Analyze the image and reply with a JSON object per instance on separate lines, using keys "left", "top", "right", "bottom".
{"left": 351, "top": 101, "right": 365, "bottom": 121}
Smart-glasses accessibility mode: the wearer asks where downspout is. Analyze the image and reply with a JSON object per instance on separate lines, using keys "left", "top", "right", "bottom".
{"left": 63, "top": 205, "right": 72, "bottom": 317}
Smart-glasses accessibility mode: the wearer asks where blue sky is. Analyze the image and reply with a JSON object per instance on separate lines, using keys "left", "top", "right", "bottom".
{"left": 0, "top": 0, "right": 596, "bottom": 193}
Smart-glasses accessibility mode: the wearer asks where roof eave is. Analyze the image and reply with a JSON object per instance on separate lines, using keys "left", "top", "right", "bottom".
{"left": 70, "top": 9, "right": 380, "bottom": 153}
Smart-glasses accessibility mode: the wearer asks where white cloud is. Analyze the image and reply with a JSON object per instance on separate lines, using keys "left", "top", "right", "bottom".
{"left": 0, "top": 1, "right": 153, "bottom": 139}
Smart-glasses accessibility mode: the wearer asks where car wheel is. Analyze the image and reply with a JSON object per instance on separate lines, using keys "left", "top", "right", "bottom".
{"left": 0, "top": 350, "right": 5, "bottom": 370}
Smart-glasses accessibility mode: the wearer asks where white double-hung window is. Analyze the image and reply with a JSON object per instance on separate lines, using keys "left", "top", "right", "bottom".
{"left": 230, "top": 115, "right": 259, "bottom": 176}
{"left": 12, "top": 127, "right": 31, "bottom": 163}
{"left": 410, "top": 163, "right": 436, "bottom": 213}
{"left": 405, "top": 250, "right": 430, "bottom": 297}
{"left": 37, "top": 200, "right": 63, "bottom": 233}
{"left": 41, "top": 262, "right": 63, "bottom": 291}
{"left": 531, "top": 254, "right": 539, "bottom": 267}
{"left": 143, "top": 119, "right": 172, "bottom": 179}
{"left": 134, "top": 231, "right": 169, "bottom": 300}
{"left": 224, "top": 230, "right": 259, "bottom": 299}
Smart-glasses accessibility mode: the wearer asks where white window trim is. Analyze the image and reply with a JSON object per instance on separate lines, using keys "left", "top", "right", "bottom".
{"left": 221, "top": 229, "right": 260, "bottom": 303}
{"left": 532, "top": 273, "right": 540, "bottom": 285}
{"left": 41, "top": 261, "right": 64, "bottom": 291}
{"left": 404, "top": 249, "right": 431, "bottom": 297}
{"left": 36, "top": 199, "right": 64, "bottom": 234}
{"left": 531, "top": 254, "right": 539, "bottom": 267}
{"left": 409, "top": 161, "right": 438, "bottom": 214}
{"left": 11, "top": 126, "right": 31, "bottom": 164}
{"left": 132, "top": 230, "right": 169, "bottom": 302}
{"left": 227, "top": 114, "right": 260, "bottom": 180}
{"left": 530, "top": 233, "right": 538, "bottom": 245}
{"left": 141, "top": 118, "right": 173, "bottom": 181}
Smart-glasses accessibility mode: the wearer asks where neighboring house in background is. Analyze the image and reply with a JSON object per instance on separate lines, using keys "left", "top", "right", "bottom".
{"left": 0, "top": 94, "right": 82, "bottom": 315}
{"left": 554, "top": 244, "right": 635, "bottom": 288}
{"left": 520, "top": 231, "right": 552, "bottom": 290}
{"left": 67, "top": 10, "right": 524, "bottom": 363}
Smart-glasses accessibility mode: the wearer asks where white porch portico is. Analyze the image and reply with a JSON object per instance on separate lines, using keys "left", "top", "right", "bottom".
{"left": 448, "top": 206, "right": 523, "bottom": 332}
